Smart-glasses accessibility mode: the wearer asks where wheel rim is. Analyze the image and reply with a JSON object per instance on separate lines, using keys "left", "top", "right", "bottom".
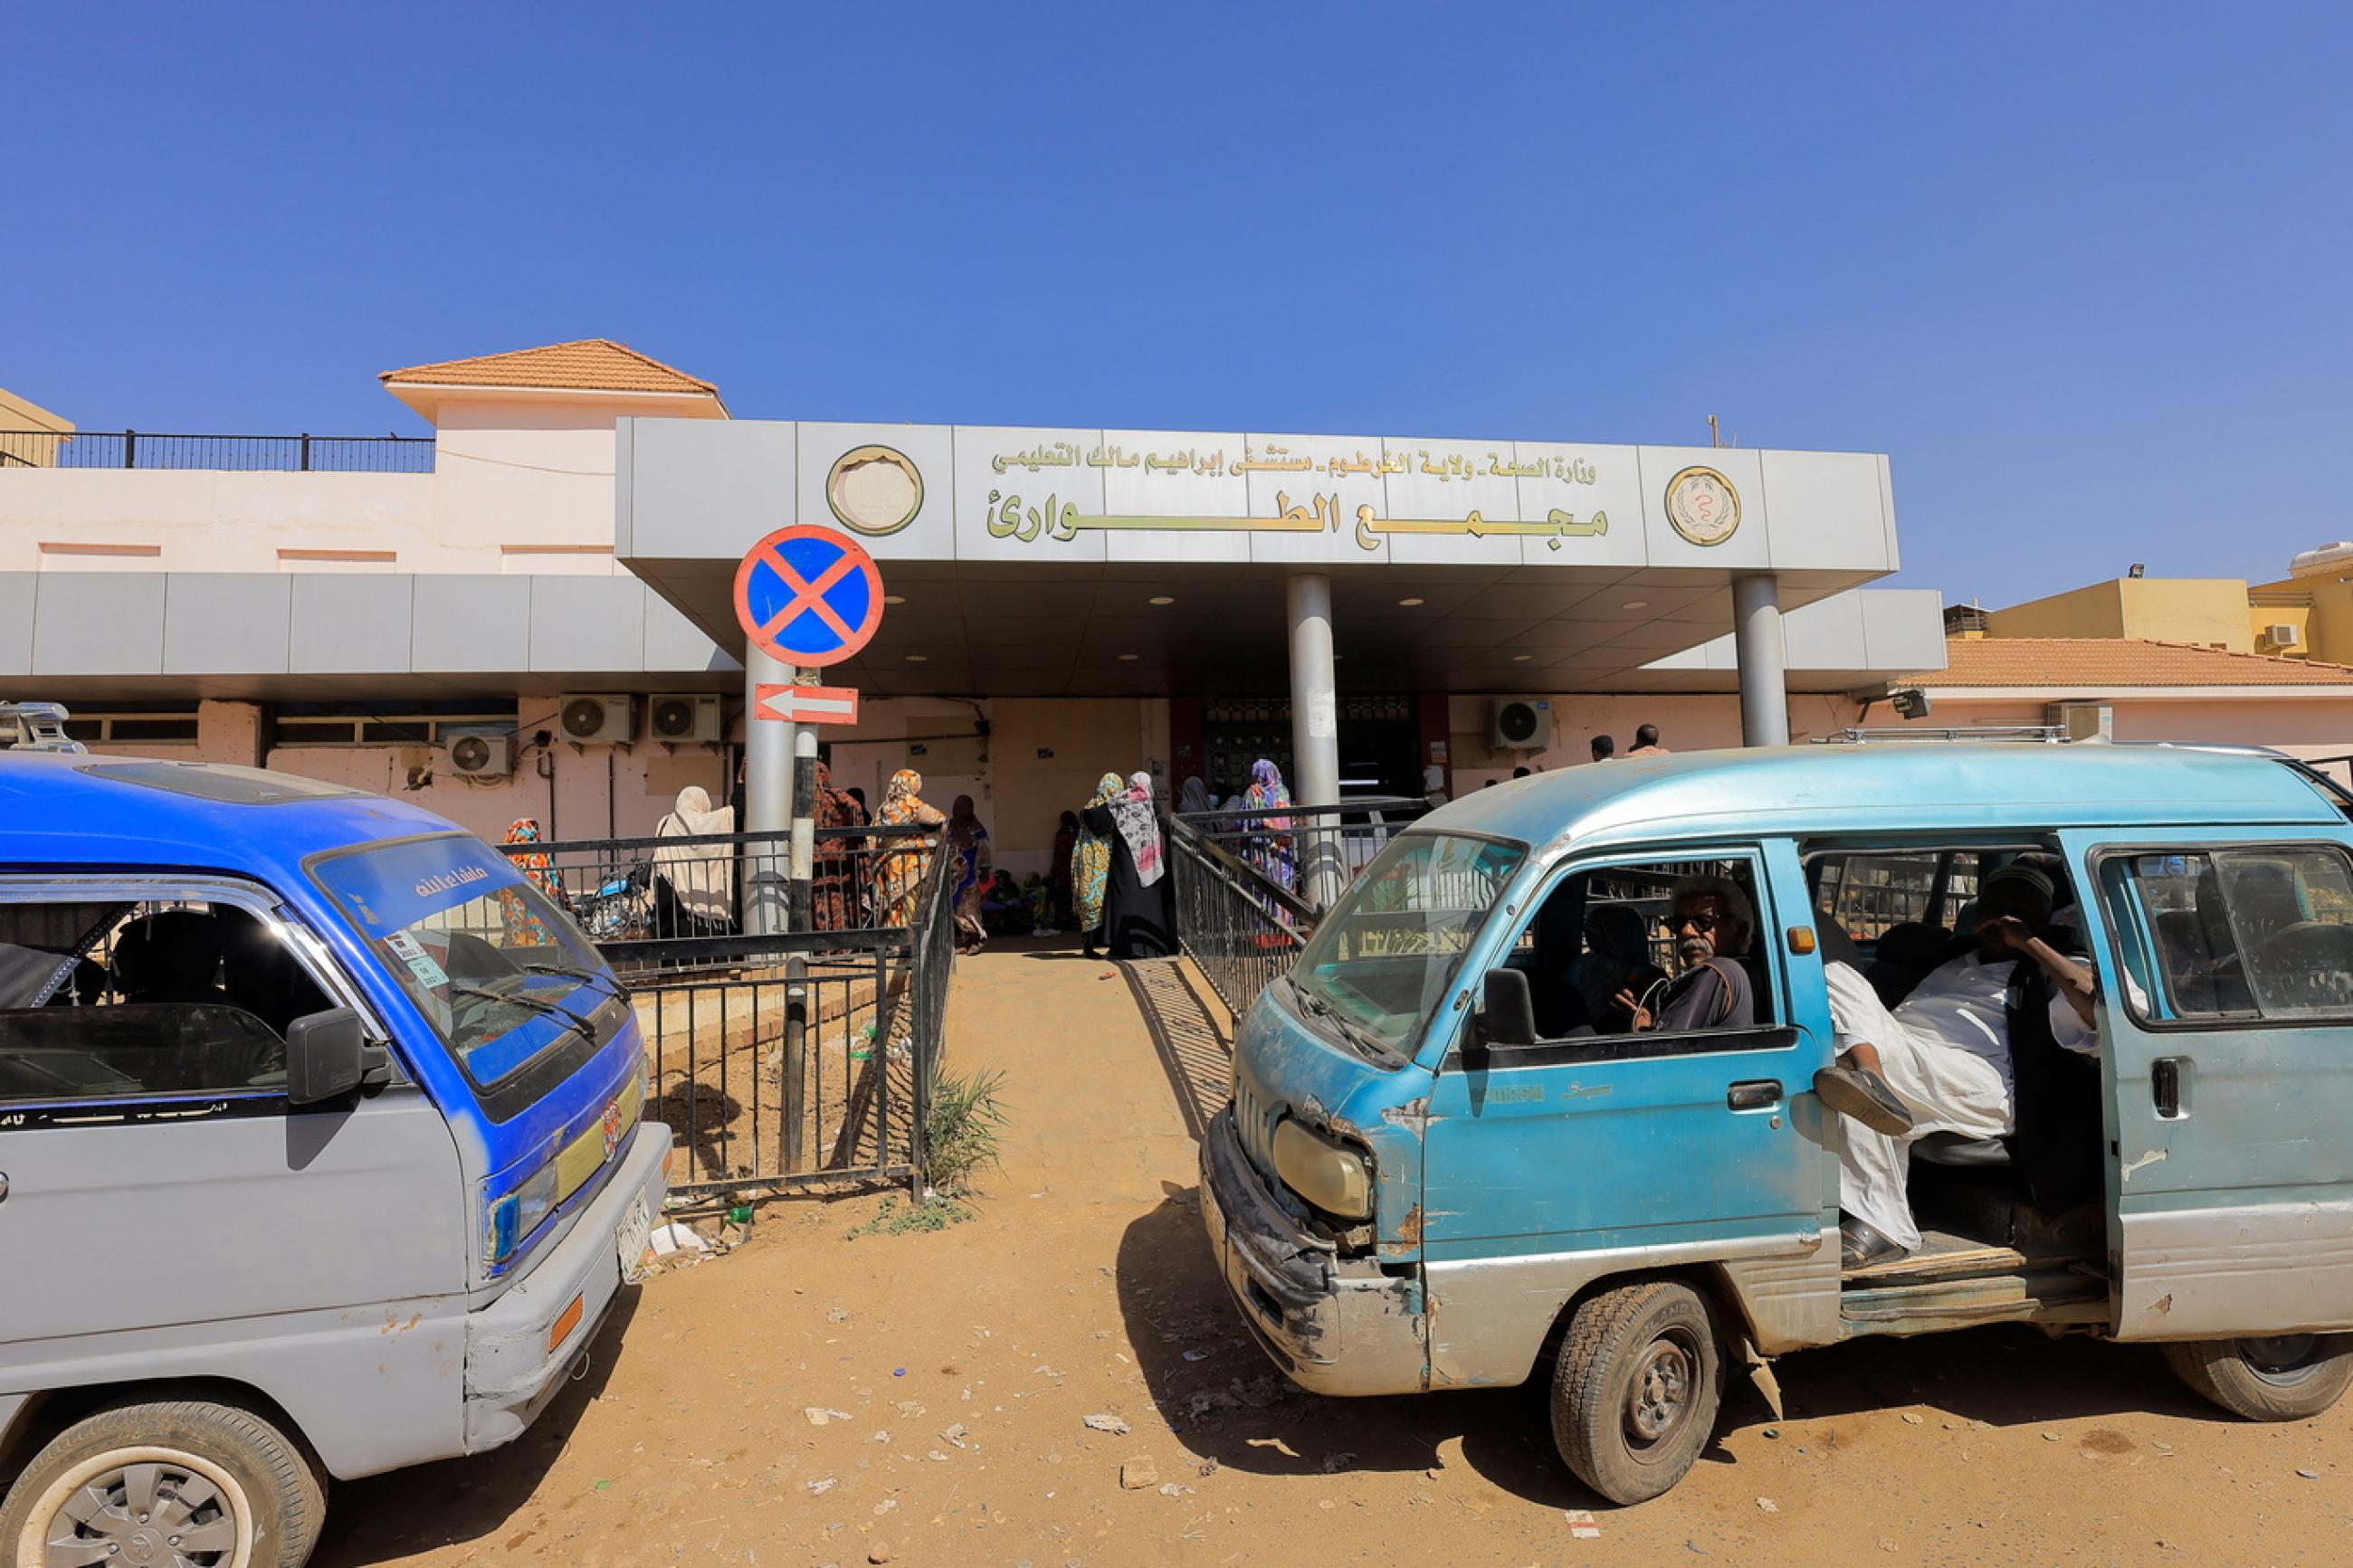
{"left": 1624, "top": 1329, "right": 1700, "bottom": 1449}
{"left": 24, "top": 1446, "right": 252, "bottom": 1568}
{"left": 2239, "top": 1334, "right": 2327, "bottom": 1385}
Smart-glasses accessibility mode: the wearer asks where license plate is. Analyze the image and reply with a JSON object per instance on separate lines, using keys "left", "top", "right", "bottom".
{"left": 615, "top": 1192, "right": 653, "bottom": 1282}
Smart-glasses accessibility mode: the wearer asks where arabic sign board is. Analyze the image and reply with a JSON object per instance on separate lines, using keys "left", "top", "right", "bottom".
{"left": 732, "top": 524, "right": 885, "bottom": 669}
{"left": 752, "top": 683, "right": 861, "bottom": 726}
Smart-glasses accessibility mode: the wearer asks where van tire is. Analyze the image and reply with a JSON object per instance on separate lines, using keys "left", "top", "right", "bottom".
{"left": 2164, "top": 1335, "right": 2353, "bottom": 1421}
{"left": 1548, "top": 1279, "right": 1721, "bottom": 1505}
{"left": 0, "top": 1398, "right": 325, "bottom": 1568}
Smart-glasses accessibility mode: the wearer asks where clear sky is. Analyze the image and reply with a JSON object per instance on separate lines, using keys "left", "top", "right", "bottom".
{"left": 6, "top": 4, "right": 2348, "bottom": 609}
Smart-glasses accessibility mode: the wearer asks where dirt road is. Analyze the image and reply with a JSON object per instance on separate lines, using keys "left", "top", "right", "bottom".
{"left": 320, "top": 941, "right": 2353, "bottom": 1566}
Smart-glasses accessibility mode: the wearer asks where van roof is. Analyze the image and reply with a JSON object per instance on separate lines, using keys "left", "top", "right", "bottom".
{"left": 0, "top": 751, "right": 463, "bottom": 877}
{"left": 1429, "top": 743, "right": 2348, "bottom": 851}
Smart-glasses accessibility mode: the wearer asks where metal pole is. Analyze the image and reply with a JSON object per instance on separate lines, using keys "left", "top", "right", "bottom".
{"left": 1732, "top": 573, "right": 1790, "bottom": 747}
{"left": 743, "top": 642, "right": 794, "bottom": 936}
{"left": 1286, "top": 571, "right": 1344, "bottom": 909}
{"left": 788, "top": 666, "right": 817, "bottom": 932}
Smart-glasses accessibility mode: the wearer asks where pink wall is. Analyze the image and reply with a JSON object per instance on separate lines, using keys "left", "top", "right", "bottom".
{"left": 1901, "top": 696, "right": 2353, "bottom": 783}
{"left": 1444, "top": 691, "right": 1865, "bottom": 788}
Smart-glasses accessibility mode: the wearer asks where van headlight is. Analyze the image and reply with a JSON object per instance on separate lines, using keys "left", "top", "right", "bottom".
{"left": 1272, "top": 1117, "right": 1373, "bottom": 1219}
{"left": 486, "top": 1161, "right": 560, "bottom": 1270}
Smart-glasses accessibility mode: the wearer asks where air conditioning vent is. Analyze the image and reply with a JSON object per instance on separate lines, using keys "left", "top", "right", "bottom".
{"left": 649, "top": 693, "right": 722, "bottom": 744}
{"left": 445, "top": 729, "right": 514, "bottom": 778}
{"left": 2266, "top": 622, "right": 2301, "bottom": 648}
{"left": 1490, "top": 698, "right": 1554, "bottom": 750}
{"left": 2047, "top": 700, "right": 2113, "bottom": 743}
{"left": 557, "top": 693, "right": 635, "bottom": 746}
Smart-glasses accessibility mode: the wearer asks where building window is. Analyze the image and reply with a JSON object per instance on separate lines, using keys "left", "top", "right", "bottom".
{"left": 60, "top": 706, "right": 200, "bottom": 745}
{"left": 272, "top": 701, "right": 514, "bottom": 747}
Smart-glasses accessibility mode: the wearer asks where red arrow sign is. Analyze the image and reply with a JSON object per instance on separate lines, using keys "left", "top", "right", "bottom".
{"left": 753, "top": 683, "right": 862, "bottom": 725}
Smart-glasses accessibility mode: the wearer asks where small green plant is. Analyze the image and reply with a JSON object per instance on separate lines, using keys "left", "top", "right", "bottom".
{"left": 921, "top": 1065, "right": 1008, "bottom": 1197}
{"left": 846, "top": 1193, "right": 974, "bottom": 1239}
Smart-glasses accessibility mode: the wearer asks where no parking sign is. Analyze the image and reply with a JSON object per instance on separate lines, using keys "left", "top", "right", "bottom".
{"left": 732, "top": 524, "right": 885, "bottom": 668}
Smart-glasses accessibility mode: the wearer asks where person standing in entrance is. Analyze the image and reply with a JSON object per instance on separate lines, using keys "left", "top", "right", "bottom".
{"left": 1590, "top": 734, "right": 1617, "bottom": 763}
{"left": 1626, "top": 724, "right": 1669, "bottom": 757}
{"left": 1243, "top": 759, "right": 1296, "bottom": 891}
{"left": 946, "top": 794, "right": 993, "bottom": 952}
{"left": 1073, "top": 774, "right": 1120, "bottom": 958}
{"left": 869, "top": 769, "right": 947, "bottom": 927}
{"left": 1081, "top": 771, "right": 1173, "bottom": 959}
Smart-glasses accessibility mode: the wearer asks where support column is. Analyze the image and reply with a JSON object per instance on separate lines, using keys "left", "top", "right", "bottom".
{"left": 788, "top": 667, "right": 817, "bottom": 931}
{"left": 1287, "top": 571, "right": 1343, "bottom": 909}
{"left": 742, "top": 643, "right": 795, "bottom": 935}
{"left": 1732, "top": 573, "right": 1790, "bottom": 748}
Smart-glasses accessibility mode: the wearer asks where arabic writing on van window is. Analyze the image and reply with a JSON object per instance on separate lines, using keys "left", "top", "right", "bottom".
{"left": 984, "top": 441, "right": 1613, "bottom": 552}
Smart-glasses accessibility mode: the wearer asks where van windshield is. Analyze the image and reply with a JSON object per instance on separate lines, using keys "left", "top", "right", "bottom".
{"left": 1291, "top": 832, "right": 1525, "bottom": 1056}
{"left": 309, "top": 833, "right": 617, "bottom": 1090}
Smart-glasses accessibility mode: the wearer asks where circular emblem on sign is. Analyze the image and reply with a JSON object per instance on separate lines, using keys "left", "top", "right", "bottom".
{"left": 733, "top": 524, "right": 887, "bottom": 669}
{"left": 1663, "top": 465, "right": 1741, "bottom": 546}
{"left": 825, "top": 444, "right": 923, "bottom": 537}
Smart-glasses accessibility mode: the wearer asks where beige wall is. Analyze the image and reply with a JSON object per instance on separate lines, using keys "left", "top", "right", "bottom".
{"left": 1894, "top": 694, "right": 2353, "bottom": 784}
{"left": 1986, "top": 578, "right": 2254, "bottom": 651}
{"left": 1444, "top": 691, "right": 1865, "bottom": 787}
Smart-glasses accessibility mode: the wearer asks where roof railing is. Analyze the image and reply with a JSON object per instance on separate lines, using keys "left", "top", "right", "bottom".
{"left": 0, "top": 431, "right": 433, "bottom": 473}
{"left": 1815, "top": 725, "right": 2070, "bottom": 745}
{"left": 0, "top": 701, "right": 88, "bottom": 753}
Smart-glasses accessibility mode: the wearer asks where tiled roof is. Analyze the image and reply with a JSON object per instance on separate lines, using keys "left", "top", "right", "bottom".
{"left": 1915, "top": 637, "right": 2353, "bottom": 689}
{"left": 378, "top": 339, "right": 718, "bottom": 396}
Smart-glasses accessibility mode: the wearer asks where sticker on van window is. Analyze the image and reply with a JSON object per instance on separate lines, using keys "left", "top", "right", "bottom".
{"left": 385, "top": 929, "right": 449, "bottom": 989}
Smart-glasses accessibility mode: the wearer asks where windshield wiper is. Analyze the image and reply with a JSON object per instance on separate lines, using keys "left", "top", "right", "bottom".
{"left": 1285, "top": 975, "right": 1407, "bottom": 1069}
{"left": 449, "top": 983, "right": 601, "bottom": 1048}
{"left": 520, "top": 960, "right": 628, "bottom": 1002}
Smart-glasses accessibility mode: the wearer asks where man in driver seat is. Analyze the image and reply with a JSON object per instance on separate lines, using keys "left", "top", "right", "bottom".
{"left": 1815, "top": 865, "right": 2101, "bottom": 1268}
{"left": 1614, "top": 875, "right": 1756, "bottom": 1034}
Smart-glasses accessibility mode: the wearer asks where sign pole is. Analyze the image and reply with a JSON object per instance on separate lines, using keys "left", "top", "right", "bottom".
{"left": 742, "top": 642, "right": 794, "bottom": 936}
{"left": 787, "top": 664, "right": 818, "bottom": 932}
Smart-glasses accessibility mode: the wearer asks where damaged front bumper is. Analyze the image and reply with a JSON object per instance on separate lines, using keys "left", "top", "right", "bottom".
{"left": 1199, "top": 1107, "right": 1426, "bottom": 1396}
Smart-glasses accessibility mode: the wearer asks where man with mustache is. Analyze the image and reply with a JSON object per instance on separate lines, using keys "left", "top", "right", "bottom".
{"left": 1614, "top": 875, "right": 1756, "bottom": 1035}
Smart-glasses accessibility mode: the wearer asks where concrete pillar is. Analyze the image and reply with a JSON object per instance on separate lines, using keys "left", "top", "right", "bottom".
{"left": 1287, "top": 571, "right": 1343, "bottom": 909}
{"left": 1732, "top": 573, "right": 1790, "bottom": 747}
{"left": 743, "top": 643, "right": 795, "bottom": 935}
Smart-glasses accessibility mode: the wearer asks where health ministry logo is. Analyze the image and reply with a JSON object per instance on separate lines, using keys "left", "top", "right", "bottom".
{"left": 826, "top": 445, "right": 923, "bottom": 537}
{"left": 1663, "top": 466, "right": 1740, "bottom": 546}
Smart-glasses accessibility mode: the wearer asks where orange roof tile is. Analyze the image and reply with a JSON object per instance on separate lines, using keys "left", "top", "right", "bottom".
{"left": 1914, "top": 637, "right": 2353, "bottom": 689}
{"left": 378, "top": 338, "right": 719, "bottom": 397}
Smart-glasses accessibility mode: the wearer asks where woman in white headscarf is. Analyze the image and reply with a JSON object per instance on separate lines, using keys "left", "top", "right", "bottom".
{"left": 1079, "top": 770, "right": 1173, "bottom": 959}
{"left": 653, "top": 784, "right": 736, "bottom": 937}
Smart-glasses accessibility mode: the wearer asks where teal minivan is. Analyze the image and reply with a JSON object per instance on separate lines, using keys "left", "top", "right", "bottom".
{"left": 1200, "top": 744, "right": 2353, "bottom": 1503}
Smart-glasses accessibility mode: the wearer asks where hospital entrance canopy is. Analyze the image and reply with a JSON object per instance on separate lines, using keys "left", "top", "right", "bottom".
{"left": 615, "top": 419, "right": 1934, "bottom": 698}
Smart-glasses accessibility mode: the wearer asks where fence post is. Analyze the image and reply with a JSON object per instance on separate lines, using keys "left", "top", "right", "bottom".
{"left": 300, "top": 432, "right": 311, "bottom": 471}
{"left": 122, "top": 429, "right": 136, "bottom": 470}
{"left": 782, "top": 954, "right": 807, "bottom": 1172}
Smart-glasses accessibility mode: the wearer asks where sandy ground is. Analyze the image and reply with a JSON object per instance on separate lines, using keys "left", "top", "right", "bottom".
{"left": 320, "top": 938, "right": 2353, "bottom": 1567}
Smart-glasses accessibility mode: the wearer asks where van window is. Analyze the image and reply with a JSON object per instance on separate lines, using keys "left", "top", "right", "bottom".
{"left": 1813, "top": 851, "right": 1983, "bottom": 941}
{"left": 2101, "top": 846, "right": 2353, "bottom": 1021}
{"left": 309, "top": 833, "right": 616, "bottom": 1093}
{"left": 1291, "top": 832, "right": 1526, "bottom": 1058}
{"left": 1509, "top": 856, "right": 1780, "bottom": 1050}
{"left": 0, "top": 897, "right": 332, "bottom": 1107}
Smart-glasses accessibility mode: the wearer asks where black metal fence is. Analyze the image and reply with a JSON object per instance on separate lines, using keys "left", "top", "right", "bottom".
{"left": 505, "top": 826, "right": 951, "bottom": 1200}
{"left": 0, "top": 430, "right": 435, "bottom": 473}
{"left": 1166, "top": 797, "right": 1428, "bottom": 1019}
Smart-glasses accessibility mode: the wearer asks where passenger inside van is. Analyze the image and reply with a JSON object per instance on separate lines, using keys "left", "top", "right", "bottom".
{"left": 1615, "top": 876, "right": 1757, "bottom": 1033}
{"left": 1815, "top": 865, "right": 2101, "bottom": 1268}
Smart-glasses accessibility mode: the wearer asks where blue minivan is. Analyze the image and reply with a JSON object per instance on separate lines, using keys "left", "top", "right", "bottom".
{"left": 0, "top": 749, "right": 669, "bottom": 1566}
{"left": 1202, "top": 744, "right": 2353, "bottom": 1503}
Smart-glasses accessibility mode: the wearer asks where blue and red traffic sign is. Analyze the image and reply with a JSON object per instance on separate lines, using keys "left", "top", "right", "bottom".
{"left": 732, "top": 524, "right": 885, "bottom": 669}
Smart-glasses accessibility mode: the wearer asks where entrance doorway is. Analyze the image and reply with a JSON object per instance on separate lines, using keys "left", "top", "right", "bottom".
{"left": 1199, "top": 695, "right": 1421, "bottom": 802}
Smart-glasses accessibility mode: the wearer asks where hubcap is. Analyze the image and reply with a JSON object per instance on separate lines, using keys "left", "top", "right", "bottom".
{"left": 2240, "top": 1334, "right": 2324, "bottom": 1384}
{"left": 1625, "top": 1335, "right": 1696, "bottom": 1445}
{"left": 40, "top": 1456, "right": 242, "bottom": 1568}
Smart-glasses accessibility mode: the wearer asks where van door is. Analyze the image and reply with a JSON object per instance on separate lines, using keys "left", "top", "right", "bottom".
{"left": 1420, "top": 843, "right": 1835, "bottom": 1343}
{"left": 2065, "top": 832, "right": 2353, "bottom": 1339}
{"left": 0, "top": 876, "right": 469, "bottom": 1474}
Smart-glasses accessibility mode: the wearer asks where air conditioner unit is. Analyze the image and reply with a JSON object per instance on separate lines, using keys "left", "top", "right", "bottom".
{"left": 557, "top": 692, "right": 635, "bottom": 746}
{"left": 649, "top": 693, "right": 722, "bottom": 744}
{"left": 2266, "top": 622, "right": 2301, "bottom": 648}
{"left": 2047, "top": 700, "right": 2113, "bottom": 743}
{"left": 444, "top": 728, "right": 514, "bottom": 778}
{"left": 1490, "top": 698, "right": 1554, "bottom": 751}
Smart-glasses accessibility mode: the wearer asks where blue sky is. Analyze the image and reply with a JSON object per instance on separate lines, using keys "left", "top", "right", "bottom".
{"left": 6, "top": 4, "right": 2348, "bottom": 609}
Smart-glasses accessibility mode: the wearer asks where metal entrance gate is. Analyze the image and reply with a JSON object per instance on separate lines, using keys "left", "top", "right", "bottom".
{"left": 507, "top": 825, "right": 952, "bottom": 1199}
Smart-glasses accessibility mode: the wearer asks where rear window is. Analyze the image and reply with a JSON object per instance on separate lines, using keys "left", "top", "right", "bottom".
{"left": 77, "top": 761, "right": 363, "bottom": 804}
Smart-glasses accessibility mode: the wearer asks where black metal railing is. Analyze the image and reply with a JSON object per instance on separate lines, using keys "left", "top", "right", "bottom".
{"left": 504, "top": 825, "right": 952, "bottom": 1201}
{"left": 0, "top": 430, "right": 435, "bottom": 473}
{"left": 1166, "top": 797, "right": 1429, "bottom": 1019}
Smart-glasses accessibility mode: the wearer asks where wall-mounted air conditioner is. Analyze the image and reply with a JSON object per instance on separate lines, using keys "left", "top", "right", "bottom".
{"left": 444, "top": 728, "right": 515, "bottom": 778}
{"left": 557, "top": 693, "right": 635, "bottom": 746}
{"left": 1490, "top": 698, "right": 1554, "bottom": 750}
{"left": 649, "top": 693, "right": 722, "bottom": 744}
{"left": 2266, "top": 622, "right": 2301, "bottom": 648}
{"left": 2047, "top": 700, "right": 2113, "bottom": 743}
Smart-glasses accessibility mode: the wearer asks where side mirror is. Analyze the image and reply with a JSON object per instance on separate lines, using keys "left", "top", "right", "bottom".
{"left": 1477, "top": 968, "right": 1538, "bottom": 1051}
{"left": 286, "top": 1007, "right": 367, "bottom": 1106}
